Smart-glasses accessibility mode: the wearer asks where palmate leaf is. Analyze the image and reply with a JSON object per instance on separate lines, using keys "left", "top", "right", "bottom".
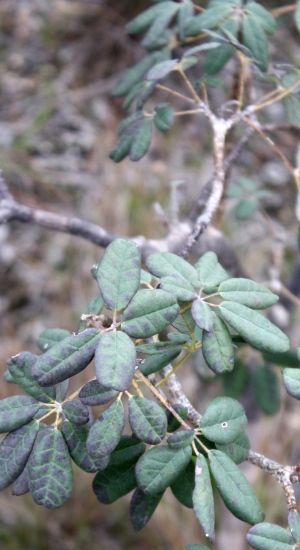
{"left": 128, "top": 396, "right": 167, "bottom": 445}
{"left": 62, "top": 420, "right": 110, "bottom": 473}
{"left": 86, "top": 400, "right": 124, "bottom": 459}
{"left": 192, "top": 454, "right": 215, "bottom": 542}
{"left": 0, "top": 420, "right": 39, "bottom": 491}
{"left": 130, "top": 487, "right": 164, "bottom": 531}
{"left": 170, "top": 459, "right": 195, "bottom": 508}
{"left": 7, "top": 351, "right": 56, "bottom": 403}
{"left": 28, "top": 427, "right": 74, "bottom": 509}
{"left": 200, "top": 397, "right": 247, "bottom": 445}
{"left": 97, "top": 239, "right": 141, "bottom": 311}
{"left": 209, "top": 450, "right": 265, "bottom": 524}
{"left": 146, "top": 252, "right": 200, "bottom": 288}
{"left": 32, "top": 329, "right": 100, "bottom": 387}
{"left": 95, "top": 331, "right": 136, "bottom": 392}
{"left": 219, "top": 302, "right": 290, "bottom": 353}
{"left": 37, "top": 328, "right": 71, "bottom": 352}
{"left": 62, "top": 399, "right": 90, "bottom": 425}
{"left": 79, "top": 379, "right": 118, "bottom": 406}
{"left": 202, "top": 313, "right": 234, "bottom": 374}
{"left": 122, "top": 289, "right": 179, "bottom": 338}
{"left": 93, "top": 458, "right": 138, "bottom": 504}
{"left": 219, "top": 278, "right": 278, "bottom": 309}
{"left": 0, "top": 396, "right": 41, "bottom": 434}
{"left": 136, "top": 445, "right": 192, "bottom": 495}
{"left": 246, "top": 522, "right": 294, "bottom": 550}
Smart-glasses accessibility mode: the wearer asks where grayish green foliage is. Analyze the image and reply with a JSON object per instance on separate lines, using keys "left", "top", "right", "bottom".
{"left": 12, "top": 466, "right": 29, "bottom": 496}
{"left": 202, "top": 313, "right": 234, "bottom": 374}
{"left": 62, "top": 420, "right": 110, "bottom": 473}
{"left": 191, "top": 299, "right": 214, "bottom": 332}
{"left": 96, "top": 238, "right": 141, "bottom": 311}
{"left": 95, "top": 331, "right": 136, "bottom": 392}
{"left": 192, "top": 454, "right": 215, "bottom": 542}
{"left": 86, "top": 400, "right": 124, "bottom": 459}
{"left": 160, "top": 274, "right": 197, "bottom": 302}
{"left": 136, "top": 445, "right": 192, "bottom": 495}
{"left": 200, "top": 397, "right": 247, "bottom": 444}
{"left": 288, "top": 510, "right": 300, "bottom": 544}
{"left": 0, "top": 396, "right": 40, "bottom": 434}
{"left": 139, "top": 347, "right": 182, "bottom": 376}
{"left": 0, "top": 420, "right": 39, "bottom": 491}
{"left": 107, "top": 436, "right": 146, "bottom": 468}
{"left": 7, "top": 352, "right": 56, "bottom": 403}
{"left": 219, "top": 278, "right": 278, "bottom": 309}
{"left": 28, "top": 427, "right": 74, "bottom": 509}
{"left": 282, "top": 368, "right": 300, "bottom": 400}
{"left": 195, "top": 251, "right": 229, "bottom": 289}
{"left": 32, "top": 328, "right": 100, "bottom": 386}
{"left": 130, "top": 487, "right": 164, "bottom": 531}
{"left": 79, "top": 380, "right": 118, "bottom": 406}
{"left": 170, "top": 459, "right": 195, "bottom": 508}
{"left": 146, "top": 252, "right": 200, "bottom": 288}
{"left": 167, "top": 429, "right": 195, "bottom": 450}
{"left": 209, "top": 450, "right": 265, "bottom": 524}
{"left": 62, "top": 399, "right": 90, "bottom": 425}
{"left": 128, "top": 396, "right": 167, "bottom": 445}
{"left": 253, "top": 365, "right": 280, "bottom": 416}
{"left": 216, "top": 432, "right": 250, "bottom": 464}
{"left": 93, "top": 460, "right": 138, "bottom": 504}
{"left": 37, "top": 328, "right": 71, "bottom": 352}
{"left": 246, "top": 522, "right": 294, "bottom": 550}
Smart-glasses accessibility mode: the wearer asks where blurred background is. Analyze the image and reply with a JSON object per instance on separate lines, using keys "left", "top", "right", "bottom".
{"left": 0, "top": 1, "right": 300, "bottom": 549}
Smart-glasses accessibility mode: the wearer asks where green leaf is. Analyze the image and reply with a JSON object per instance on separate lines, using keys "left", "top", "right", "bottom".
{"left": 0, "top": 420, "right": 39, "bottom": 491}
{"left": 123, "top": 82, "right": 148, "bottom": 110}
{"left": 62, "top": 399, "right": 90, "bottom": 425}
{"left": 7, "top": 352, "right": 56, "bottom": 403}
{"left": 185, "top": 4, "right": 233, "bottom": 36}
{"left": 136, "top": 341, "right": 181, "bottom": 354}
{"left": 166, "top": 404, "right": 188, "bottom": 432}
{"left": 12, "top": 466, "right": 29, "bottom": 496}
{"left": 192, "top": 454, "right": 215, "bottom": 542}
{"left": 253, "top": 365, "right": 280, "bottom": 415}
{"left": 55, "top": 379, "right": 69, "bottom": 402}
{"left": 262, "top": 349, "right": 299, "bottom": 368}
{"left": 195, "top": 252, "right": 229, "bottom": 289}
{"left": 112, "top": 53, "right": 165, "bottom": 97}
{"left": 125, "top": 2, "right": 174, "bottom": 35}
{"left": 172, "top": 309, "right": 196, "bottom": 335}
{"left": 191, "top": 299, "right": 214, "bottom": 331}
{"left": 242, "top": 15, "right": 268, "bottom": 71}
{"left": 160, "top": 274, "right": 197, "bottom": 302}
{"left": 86, "top": 400, "right": 124, "bottom": 459}
{"left": 167, "top": 429, "right": 195, "bottom": 450}
{"left": 109, "top": 134, "right": 134, "bottom": 163}
{"left": 147, "top": 59, "right": 178, "bottom": 80}
{"left": 93, "top": 460, "right": 137, "bottom": 504}
{"left": 136, "top": 445, "right": 192, "bottom": 494}
{"left": 202, "top": 313, "right": 234, "bottom": 374}
{"left": 32, "top": 328, "right": 100, "bottom": 387}
{"left": 95, "top": 331, "right": 136, "bottom": 392}
{"left": 282, "top": 368, "right": 300, "bottom": 400}
{"left": 130, "top": 489, "right": 164, "bottom": 532}
{"left": 288, "top": 510, "right": 300, "bottom": 544}
{"left": 130, "top": 117, "right": 152, "bottom": 162}
{"left": 153, "top": 103, "right": 175, "bottom": 132}
{"left": 216, "top": 432, "right": 250, "bottom": 464}
{"left": 246, "top": 3, "right": 276, "bottom": 35}
{"left": 0, "top": 396, "right": 40, "bottom": 434}
{"left": 219, "top": 302, "right": 290, "bottom": 353}
{"left": 139, "top": 348, "right": 181, "bottom": 376}
{"left": 108, "top": 436, "right": 146, "bottom": 467}
{"left": 178, "top": 0, "right": 194, "bottom": 41}
{"left": 183, "top": 42, "right": 221, "bottom": 58}
{"left": 296, "top": 1, "right": 300, "bottom": 34}
{"left": 37, "top": 328, "right": 71, "bottom": 352}
{"left": 28, "top": 427, "right": 74, "bottom": 509}
{"left": 222, "top": 358, "right": 250, "bottom": 398}
{"left": 122, "top": 289, "right": 179, "bottom": 338}
{"left": 3, "top": 370, "right": 15, "bottom": 383}
{"left": 97, "top": 238, "right": 141, "bottom": 311}
{"left": 146, "top": 252, "right": 200, "bottom": 288}
{"left": 282, "top": 94, "right": 300, "bottom": 126}
{"left": 235, "top": 198, "right": 258, "bottom": 219}
{"left": 201, "top": 397, "right": 247, "bottom": 444}
{"left": 168, "top": 332, "right": 190, "bottom": 344}
{"left": 204, "top": 42, "right": 233, "bottom": 75}
{"left": 246, "top": 522, "right": 293, "bottom": 550}
{"left": 79, "top": 380, "right": 118, "bottom": 406}
{"left": 140, "top": 268, "right": 153, "bottom": 285}
{"left": 209, "top": 450, "right": 265, "bottom": 524}
{"left": 141, "top": 4, "right": 180, "bottom": 50}
{"left": 219, "top": 278, "right": 278, "bottom": 309}
{"left": 128, "top": 396, "right": 167, "bottom": 445}
{"left": 170, "top": 459, "right": 195, "bottom": 508}
{"left": 62, "top": 419, "right": 110, "bottom": 473}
